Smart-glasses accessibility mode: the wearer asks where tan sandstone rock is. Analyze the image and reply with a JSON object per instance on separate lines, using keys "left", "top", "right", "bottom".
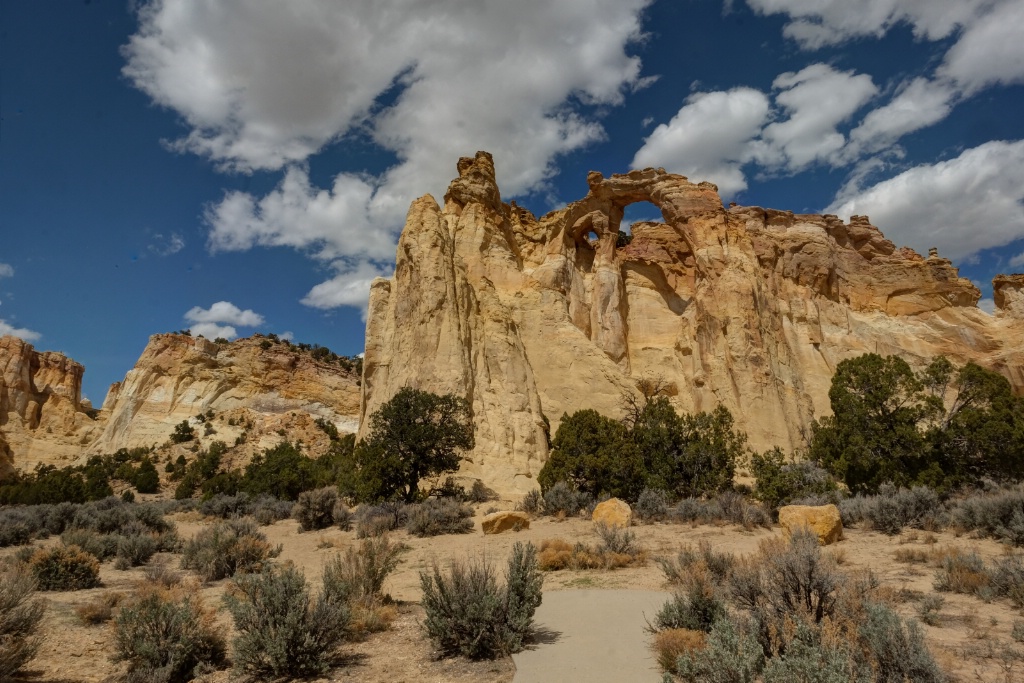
{"left": 778, "top": 504, "right": 843, "bottom": 545}
{"left": 0, "top": 335, "right": 100, "bottom": 474}
{"left": 481, "top": 510, "right": 531, "bottom": 534}
{"left": 592, "top": 498, "right": 632, "bottom": 528}
{"left": 361, "top": 152, "right": 1024, "bottom": 495}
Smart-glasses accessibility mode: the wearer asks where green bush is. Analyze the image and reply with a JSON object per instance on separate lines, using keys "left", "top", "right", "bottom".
{"left": 321, "top": 535, "right": 405, "bottom": 606}
{"left": 225, "top": 565, "right": 350, "bottom": 678}
{"left": 673, "top": 616, "right": 764, "bottom": 683}
{"left": 180, "top": 518, "right": 279, "bottom": 582}
{"left": 653, "top": 568, "right": 727, "bottom": 633}
{"left": 405, "top": 499, "right": 474, "bottom": 537}
{"left": 0, "top": 568, "right": 45, "bottom": 679}
{"left": 170, "top": 420, "right": 195, "bottom": 444}
{"left": 751, "top": 448, "right": 837, "bottom": 513}
{"left": 634, "top": 488, "right": 669, "bottom": 522}
{"left": 293, "top": 486, "right": 339, "bottom": 532}
{"left": 541, "top": 481, "right": 592, "bottom": 517}
{"left": 113, "top": 586, "right": 225, "bottom": 683}
{"left": 28, "top": 545, "right": 101, "bottom": 591}
{"left": 420, "top": 542, "right": 543, "bottom": 659}
{"left": 114, "top": 532, "right": 160, "bottom": 570}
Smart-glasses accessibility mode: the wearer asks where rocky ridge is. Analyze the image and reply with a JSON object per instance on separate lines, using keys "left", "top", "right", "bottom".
{"left": 0, "top": 333, "right": 362, "bottom": 475}
{"left": 360, "top": 151, "right": 1024, "bottom": 494}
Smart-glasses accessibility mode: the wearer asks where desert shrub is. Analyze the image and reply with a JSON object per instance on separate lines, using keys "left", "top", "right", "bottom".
{"left": 653, "top": 566, "right": 727, "bottom": 633}
{"left": 239, "top": 442, "right": 320, "bottom": 501}
{"left": 635, "top": 487, "right": 669, "bottom": 522}
{"left": 468, "top": 480, "right": 496, "bottom": 503}
{"left": 517, "top": 489, "right": 542, "bottom": 514}
{"left": 60, "top": 528, "right": 118, "bottom": 560}
{"left": 225, "top": 565, "right": 350, "bottom": 678}
{"left": 760, "top": 622, "right": 867, "bottom": 683}
{"left": 668, "top": 492, "right": 771, "bottom": 530}
{"left": 113, "top": 585, "right": 224, "bottom": 682}
{"left": 916, "top": 594, "right": 944, "bottom": 626}
{"left": 950, "top": 488, "right": 1024, "bottom": 544}
{"left": 197, "top": 492, "right": 292, "bottom": 525}
{"left": 27, "top": 545, "right": 100, "bottom": 591}
{"left": 838, "top": 485, "right": 943, "bottom": 535}
{"left": 180, "top": 518, "right": 279, "bottom": 582}
{"left": 405, "top": 498, "right": 474, "bottom": 537}
{"left": 933, "top": 548, "right": 989, "bottom": 595}
{"left": 658, "top": 540, "right": 735, "bottom": 585}
{"left": 114, "top": 532, "right": 160, "bottom": 570}
{"left": 333, "top": 499, "right": 353, "bottom": 531}
{"left": 672, "top": 616, "right": 764, "bottom": 683}
{"left": 988, "top": 553, "right": 1024, "bottom": 606}
{"left": 858, "top": 602, "right": 945, "bottom": 683}
{"left": 321, "top": 535, "right": 405, "bottom": 606}
{"left": 0, "top": 568, "right": 45, "bottom": 679}
{"left": 293, "top": 486, "right": 339, "bottom": 532}
{"left": 541, "top": 481, "right": 592, "bottom": 517}
{"left": 420, "top": 542, "right": 543, "bottom": 659}
{"left": 144, "top": 561, "right": 182, "bottom": 588}
{"left": 653, "top": 628, "right": 706, "bottom": 672}
{"left": 355, "top": 501, "right": 408, "bottom": 538}
{"left": 751, "top": 448, "right": 838, "bottom": 513}
{"left": 0, "top": 508, "right": 45, "bottom": 547}
{"left": 594, "top": 522, "right": 639, "bottom": 555}
{"left": 75, "top": 591, "right": 124, "bottom": 625}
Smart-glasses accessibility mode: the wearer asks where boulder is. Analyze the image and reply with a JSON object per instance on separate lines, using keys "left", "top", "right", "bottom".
{"left": 778, "top": 504, "right": 843, "bottom": 545}
{"left": 481, "top": 510, "right": 530, "bottom": 534}
{"left": 592, "top": 498, "right": 632, "bottom": 528}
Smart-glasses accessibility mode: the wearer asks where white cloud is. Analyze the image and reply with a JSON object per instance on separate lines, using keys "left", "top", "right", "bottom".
{"left": 184, "top": 301, "right": 265, "bottom": 339}
{"left": 189, "top": 322, "right": 237, "bottom": 340}
{"left": 0, "top": 319, "right": 40, "bottom": 342}
{"left": 301, "top": 261, "right": 392, "bottom": 317}
{"left": 1009, "top": 252, "right": 1024, "bottom": 268}
{"left": 746, "top": 0, "right": 998, "bottom": 50}
{"left": 128, "top": 0, "right": 652, "bottom": 308}
{"left": 939, "top": 0, "right": 1024, "bottom": 94}
{"left": 978, "top": 298, "right": 996, "bottom": 314}
{"left": 280, "top": 331, "right": 294, "bottom": 341}
{"left": 845, "top": 78, "right": 955, "bottom": 158}
{"left": 206, "top": 166, "right": 393, "bottom": 261}
{"left": 756, "top": 64, "right": 877, "bottom": 170}
{"left": 631, "top": 88, "right": 770, "bottom": 196}
{"left": 0, "top": 264, "right": 13, "bottom": 278}
{"left": 826, "top": 140, "right": 1024, "bottom": 260}
{"left": 148, "top": 233, "right": 185, "bottom": 256}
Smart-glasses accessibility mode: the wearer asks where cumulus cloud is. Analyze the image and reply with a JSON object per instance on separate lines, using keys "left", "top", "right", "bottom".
{"left": 756, "top": 64, "right": 877, "bottom": 170}
{"left": 184, "top": 301, "right": 265, "bottom": 339}
{"left": 127, "top": 0, "right": 652, "bottom": 312}
{"left": 745, "top": 0, "right": 998, "bottom": 50}
{"left": 631, "top": 88, "right": 770, "bottom": 196}
{"left": 631, "top": 65, "right": 874, "bottom": 194}
{"left": 1009, "top": 252, "right": 1024, "bottom": 269}
{"left": 826, "top": 140, "right": 1024, "bottom": 260}
{"left": 301, "top": 261, "right": 392, "bottom": 317}
{"left": 0, "top": 319, "right": 40, "bottom": 342}
{"left": 844, "top": 78, "right": 955, "bottom": 159}
{"left": 0, "top": 264, "right": 13, "bottom": 278}
{"left": 978, "top": 298, "right": 996, "bottom": 314}
{"left": 939, "top": 0, "right": 1024, "bottom": 94}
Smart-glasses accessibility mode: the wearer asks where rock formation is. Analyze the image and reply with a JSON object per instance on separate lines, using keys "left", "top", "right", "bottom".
{"left": 0, "top": 335, "right": 100, "bottom": 472}
{"left": 90, "top": 334, "right": 361, "bottom": 458}
{"left": 0, "top": 333, "right": 362, "bottom": 475}
{"left": 360, "top": 151, "right": 1024, "bottom": 494}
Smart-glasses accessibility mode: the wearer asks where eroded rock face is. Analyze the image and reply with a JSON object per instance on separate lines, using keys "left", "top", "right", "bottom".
{"left": 90, "top": 334, "right": 361, "bottom": 458}
{"left": 361, "top": 152, "right": 1024, "bottom": 495}
{"left": 0, "top": 335, "right": 100, "bottom": 472}
{"left": 481, "top": 510, "right": 531, "bottom": 534}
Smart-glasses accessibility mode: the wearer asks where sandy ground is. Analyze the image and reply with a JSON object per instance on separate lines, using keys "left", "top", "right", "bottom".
{"left": 7, "top": 504, "right": 1024, "bottom": 682}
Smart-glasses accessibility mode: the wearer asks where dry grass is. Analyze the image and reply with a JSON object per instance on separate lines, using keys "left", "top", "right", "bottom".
{"left": 537, "top": 538, "right": 646, "bottom": 571}
{"left": 74, "top": 591, "right": 125, "bottom": 625}
{"left": 652, "top": 628, "right": 706, "bottom": 671}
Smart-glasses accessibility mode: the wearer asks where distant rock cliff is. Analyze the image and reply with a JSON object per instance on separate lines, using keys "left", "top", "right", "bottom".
{"left": 90, "top": 334, "right": 361, "bottom": 459}
{"left": 360, "top": 151, "right": 1024, "bottom": 494}
{"left": 0, "top": 333, "right": 362, "bottom": 475}
{"left": 0, "top": 335, "right": 100, "bottom": 473}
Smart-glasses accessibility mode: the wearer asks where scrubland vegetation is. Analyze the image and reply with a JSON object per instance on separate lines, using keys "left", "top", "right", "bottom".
{"left": 2, "top": 353, "right": 1024, "bottom": 680}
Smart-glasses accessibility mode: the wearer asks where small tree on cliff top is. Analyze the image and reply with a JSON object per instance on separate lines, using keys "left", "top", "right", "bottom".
{"left": 356, "top": 387, "right": 474, "bottom": 502}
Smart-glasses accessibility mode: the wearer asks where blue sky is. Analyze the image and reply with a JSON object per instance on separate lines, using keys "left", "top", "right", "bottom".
{"left": 2, "top": 0, "right": 1023, "bottom": 403}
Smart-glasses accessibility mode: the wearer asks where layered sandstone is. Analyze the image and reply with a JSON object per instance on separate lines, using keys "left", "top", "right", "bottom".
{"left": 361, "top": 152, "right": 1024, "bottom": 494}
{"left": 90, "top": 334, "right": 361, "bottom": 457}
{"left": 0, "top": 335, "right": 100, "bottom": 472}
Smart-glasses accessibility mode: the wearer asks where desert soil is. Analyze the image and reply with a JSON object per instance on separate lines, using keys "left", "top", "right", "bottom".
{"left": 5, "top": 505, "right": 1024, "bottom": 682}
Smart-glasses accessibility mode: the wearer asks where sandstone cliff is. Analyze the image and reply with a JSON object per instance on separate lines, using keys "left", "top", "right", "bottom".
{"left": 360, "top": 152, "right": 1024, "bottom": 494}
{"left": 90, "top": 334, "right": 361, "bottom": 459}
{"left": 0, "top": 335, "right": 100, "bottom": 472}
